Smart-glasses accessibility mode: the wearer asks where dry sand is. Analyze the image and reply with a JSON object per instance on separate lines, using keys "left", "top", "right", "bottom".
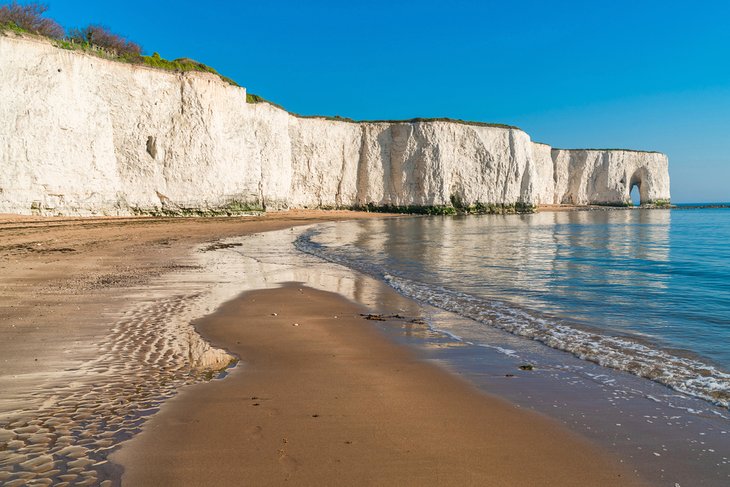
{"left": 0, "top": 212, "right": 648, "bottom": 486}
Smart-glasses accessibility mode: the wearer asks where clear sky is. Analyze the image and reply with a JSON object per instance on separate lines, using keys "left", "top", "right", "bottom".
{"left": 45, "top": 0, "right": 730, "bottom": 203}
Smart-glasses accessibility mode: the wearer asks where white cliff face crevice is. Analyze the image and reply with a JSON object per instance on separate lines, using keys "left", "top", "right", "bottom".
{"left": 0, "top": 35, "right": 671, "bottom": 216}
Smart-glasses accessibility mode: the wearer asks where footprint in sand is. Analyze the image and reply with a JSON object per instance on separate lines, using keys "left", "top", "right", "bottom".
{"left": 278, "top": 451, "right": 299, "bottom": 475}
{"left": 248, "top": 425, "right": 263, "bottom": 440}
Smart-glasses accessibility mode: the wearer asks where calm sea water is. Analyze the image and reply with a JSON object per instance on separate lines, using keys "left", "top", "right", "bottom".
{"left": 297, "top": 208, "right": 730, "bottom": 408}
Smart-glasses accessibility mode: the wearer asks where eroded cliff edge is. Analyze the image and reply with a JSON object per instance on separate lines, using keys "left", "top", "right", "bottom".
{"left": 0, "top": 35, "right": 671, "bottom": 216}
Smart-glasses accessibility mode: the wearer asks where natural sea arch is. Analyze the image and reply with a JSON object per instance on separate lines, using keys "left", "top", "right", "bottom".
{"left": 628, "top": 169, "right": 647, "bottom": 206}
{"left": 630, "top": 184, "right": 641, "bottom": 206}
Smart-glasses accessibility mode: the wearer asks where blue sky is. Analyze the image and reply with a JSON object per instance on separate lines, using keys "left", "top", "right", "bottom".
{"left": 46, "top": 0, "right": 730, "bottom": 202}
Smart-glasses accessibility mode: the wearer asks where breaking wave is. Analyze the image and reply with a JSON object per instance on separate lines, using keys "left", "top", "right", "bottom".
{"left": 296, "top": 228, "right": 730, "bottom": 408}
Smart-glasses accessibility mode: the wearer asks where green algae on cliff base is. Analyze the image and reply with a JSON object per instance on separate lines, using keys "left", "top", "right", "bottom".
{"left": 591, "top": 199, "right": 672, "bottom": 209}
{"left": 356, "top": 201, "right": 536, "bottom": 215}
{"left": 131, "top": 200, "right": 265, "bottom": 217}
{"left": 647, "top": 199, "right": 672, "bottom": 208}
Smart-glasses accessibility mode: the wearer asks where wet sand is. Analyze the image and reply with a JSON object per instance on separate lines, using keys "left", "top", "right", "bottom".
{"left": 0, "top": 211, "right": 389, "bottom": 485}
{"left": 113, "top": 285, "right": 646, "bottom": 486}
{"left": 0, "top": 211, "right": 385, "bottom": 406}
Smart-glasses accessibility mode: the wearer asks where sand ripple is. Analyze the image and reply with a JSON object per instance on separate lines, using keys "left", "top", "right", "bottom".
{"left": 0, "top": 289, "right": 234, "bottom": 485}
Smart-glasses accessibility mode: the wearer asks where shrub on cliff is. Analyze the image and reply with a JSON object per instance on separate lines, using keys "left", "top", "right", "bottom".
{"left": 247, "top": 93, "right": 266, "bottom": 103}
{"left": 0, "top": 2, "right": 63, "bottom": 38}
{"left": 141, "top": 52, "right": 238, "bottom": 86}
{"left": 67, "top": 24, "right": 142, "bottom": 58}
{"left": 143, "top": 52, "right": 214, "bottom": 73}
{"left": 0, "top": 2, "right": 239, "bottom": 85}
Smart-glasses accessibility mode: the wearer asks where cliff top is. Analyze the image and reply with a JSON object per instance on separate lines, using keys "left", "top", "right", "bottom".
{"left": 0, "top": 27, "right": 240, "bottom": 86}
{"left": 0, "top": 20, "right": 521, "bottom": 130}
{"left": 292, "top": 113, "right": 520, "bottom": 130}
{"left": 551, "top": 147, "right": 664, "bottom": 155}
{"left": 0, "top": 27, "right": 663, "bottom": 155}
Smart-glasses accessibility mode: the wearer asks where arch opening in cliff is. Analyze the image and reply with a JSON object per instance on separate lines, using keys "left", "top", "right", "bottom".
{"left": 628, "top": 169, "right": 648, "bottom": 206}
{"left": 630, "top": 184, "right": 641, "bottom": 206}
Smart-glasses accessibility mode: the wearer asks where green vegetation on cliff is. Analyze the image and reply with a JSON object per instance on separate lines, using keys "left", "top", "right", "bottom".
{"left": 0, "top": 2, "right": 239, "bottom": 86}
{"left": 0, "top": 2, "right": 62, "bottom": 37}
{"left": 2, "top": 2, "right": 524, "bottom": 130}
{"left": 131, "top": 200, "right": 265, "bottom": 218}
{"left": 141, "top": 52, "right": 238, "bottom": 86}
{"left": 356, "top": 199, "right": 535, "bottom": 215}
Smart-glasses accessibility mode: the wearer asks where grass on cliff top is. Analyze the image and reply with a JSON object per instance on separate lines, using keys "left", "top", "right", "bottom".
{"left": 246, "top": 93, "right": 287, "bottom": 110}
{"left": 51, "top": 39, "right": 240, "bottom": 86}
{"left": 142, "top": 52, "right": 238, "bottom": 86}
{"left": 0, "top": 20, "right": 24, "bottom": 34}
{"left": 551, "top": 147, "right": 664, "bottom": 154}
{"left": 355, "top": 117, "right": 518, "bottom": 130}
{"left": 3, "top": 27, "right": 240, "bottom": 86}
{"left": 3, "top": 3, "right": 517, "bottom": 129}
{"left": 243, "top": 97, "right": 520, "bottom": 130}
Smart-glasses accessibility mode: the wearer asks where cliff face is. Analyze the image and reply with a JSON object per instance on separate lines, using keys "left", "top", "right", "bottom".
{"left": 0, "top": 35, "right": 671, "bottom": 216}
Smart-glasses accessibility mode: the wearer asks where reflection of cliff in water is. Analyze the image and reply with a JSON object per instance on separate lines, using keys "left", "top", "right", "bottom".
{"left": 301, "top": 210, "right": 676, "bottom": 351}
{"left": 296, "top": 211, "right": 730, "bottom": 409}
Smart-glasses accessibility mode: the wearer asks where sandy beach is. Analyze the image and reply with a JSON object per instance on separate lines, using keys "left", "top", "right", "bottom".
{"left": 113, "top": 284, "right": 646, "bottom": 486}
{"left": 0, "top": 211, "right": 385, "bottom": 411}
{"left": 0, "top": 211, "right": 388, "bottom": 485}
{"left": 0, "top": 212, "right": 647, "bottom": 486}
{"left": 3, "top": 2, "right": 727, "bottom": 484}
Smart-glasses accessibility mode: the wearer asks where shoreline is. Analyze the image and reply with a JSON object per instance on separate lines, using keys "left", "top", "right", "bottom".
{"left": 111, "top": 284, "right": 646, "bottom": 486}
{"left": 0, "top": 211, "right": 395, "bottom": 485}
{"left": 1, "top": 210, "right": 722, "bottom": 485}
{"left": 289, "top": 214, "right": 730, "bottom": 485}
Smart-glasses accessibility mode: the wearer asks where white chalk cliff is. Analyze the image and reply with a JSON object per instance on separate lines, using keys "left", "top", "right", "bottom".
{"left": 0, "top": 34, "right": 670, "bottom": 216}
